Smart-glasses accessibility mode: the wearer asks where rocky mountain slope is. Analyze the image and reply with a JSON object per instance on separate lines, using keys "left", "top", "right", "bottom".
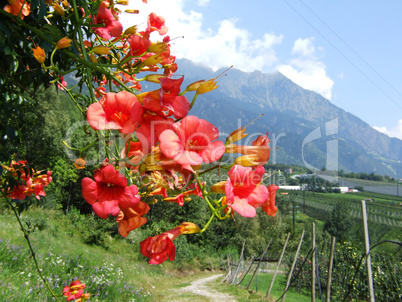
{"left": 176, "top": 59, "right": 402, "bottom": 177}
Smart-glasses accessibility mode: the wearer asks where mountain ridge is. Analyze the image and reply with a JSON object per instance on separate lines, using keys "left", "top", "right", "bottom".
{"left": 176, "top": 58, "right": 402, "bottom": 177}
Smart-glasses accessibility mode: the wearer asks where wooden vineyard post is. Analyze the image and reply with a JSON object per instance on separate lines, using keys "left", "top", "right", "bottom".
{"left": 237, "top": 256, "right": 255, "bottom": 286}
{"left": 266, "top": 232, "right": 291, "bottom": 298}
{"left": 362, "top": 200, "right": 375, "bottom": 302}
{"left": 282, "top": 229, "right": 305, "bottom": 302}
{"left": 247, "top": 239, "right": 272, "bottom": 290}
{"left": 312, "top": 222, "right": 316, "bottom": 302}
{"left": 221, "top": 253, "right": 232, "bottom": 283}
{"left": 326, "top": 236, "right": 336, "bottom": 302}
{"left": 231, "top": 239, "right": 246, "bottom": 284}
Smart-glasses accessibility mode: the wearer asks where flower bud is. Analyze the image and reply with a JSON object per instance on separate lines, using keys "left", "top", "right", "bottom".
{"left": 92, "top": 46, "right": 111, "bottom": 55}
{"left": 125, "top": 9, "right": 139, "bottom": 14}
{"left": 52, "top": 3, "right": 65, "bottom": 17}
{"left": 56, "top": 37, "right": 72, "bottom": 49}
{"left": 210, "top": 181, "right": 226, "bottom": 194}
{"left": 144, "top": 74, "right": 166, "bottom": 83}
{"left": 74, "top": 158, "right": 86, "bottom": 169}
{"left": 143, "top": 54, "right": 163, "bottom": 66}
{"left": 186, "top": 80, "right": 206, "bottom": 91}
{"left": 226, "top": 127, "right": 247, "bottom": 144}
{"left": 32, "top": 46, "right": 46, "bottom": 64}
{"left": 124, "top": 25, "right": 137, "bottom": 35}
{"left": 62, "top": 0, "right": 70, "bottom": 8}
{"left": 89, "top": 54, "right": 98, "bottom": 63}
{"left": 148, "top": 42, "right": 167, "bottom": 53}
{"left": 179, "top": 222, "right": 201, "bottom": 234}
{"left": 197, "top": 79, "right": 218, "bottom": 94}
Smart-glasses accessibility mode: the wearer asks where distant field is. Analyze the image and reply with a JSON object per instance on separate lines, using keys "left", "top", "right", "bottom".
{"left": 289, "top": 190, "right": 402, "bottom": 227}
{"left": 339, "top": 177, "right": 400, "bottom": 196}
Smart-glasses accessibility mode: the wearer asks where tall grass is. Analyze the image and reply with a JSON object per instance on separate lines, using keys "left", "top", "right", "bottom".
{"left": 238, "top": 272, "right": 311, "bottom": 302}
{"left": 0, "top": 207, "right": 159, "bottom": 301}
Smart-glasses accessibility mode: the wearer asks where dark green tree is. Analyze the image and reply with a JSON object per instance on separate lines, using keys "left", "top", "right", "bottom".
{"left": 323, "top": 201, "right": 352, "bottom": 242}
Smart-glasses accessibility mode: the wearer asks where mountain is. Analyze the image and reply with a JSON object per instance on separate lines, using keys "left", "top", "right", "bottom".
{"left": 175, "top": 59, "right": 402, "bottom": 178}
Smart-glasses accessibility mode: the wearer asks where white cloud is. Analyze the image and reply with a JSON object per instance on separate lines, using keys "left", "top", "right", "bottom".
{"left": 120, "top": 2, "right": 333, "bottom": 99}
{"left": 373, "top": 120, "right": 402, "bottom": 140}
{"left": 197, "top": 0, "right": 210, "bottom": 6}
{"left": 292, "top": 37, "right": 316, "bottom": 57}
{"left": 278, "top": 37, "right": 334, "bottom": 100}
{"left": 120, "top": 0, "right": 282, "bottom": 72}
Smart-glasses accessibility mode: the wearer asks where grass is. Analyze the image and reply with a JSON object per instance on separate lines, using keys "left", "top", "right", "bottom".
{"left": 210, "top": 272, "right": 311, "bottom": 302}
{"left": 0, "top": 206, "right": 322, "bottom": 302}
{"left": 0, "top": 206, "right": 172, "bottom": 301}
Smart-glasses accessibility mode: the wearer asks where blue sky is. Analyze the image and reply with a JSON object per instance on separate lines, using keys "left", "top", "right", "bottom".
{"left": 122, "top": 0, "right": 402, "bottom": 139}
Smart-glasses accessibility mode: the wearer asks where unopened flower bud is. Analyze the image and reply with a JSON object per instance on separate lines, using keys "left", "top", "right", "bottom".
{"left": 62, "top": 0, "right": 70, "bottom": 8}
{"left": 124, "top": 25, "right": 137, "bottom": 35}
{"left": 89, "top": 54, "right": 98, "bottom": 63}
{"left": 74, "top": 158, "right": 86, "bottom": 169}
{"left": 197, "top": 79, "right": 218, "bottom": 94}
{"left": 56, "top": 37, "right": 72, "bottom": 49}
{"left": 125, "top": 9, "right": 139, "bottom": 14}
{"left": 186, "top": 80, "right": 206, "bottom": 91}
{"left": 179, "top": 222, "right": 201, "bottom": 234}
{"left": 92, "top": 46, "right": 111, "bottom": 55}
{"left": 32, "top": 46, "right": 46, "bottom": 64}
{"left": 226, "top": 127, "right": 247, "bottom": 144}
{"left": 52, "top": 3, "right": 65, "bottom": 17}
{"left": 148, "top": 42, "right": 167, "bottom": 53}
{"left": 143, "top": 54, "right": 163, "bottom": 66}
{"left": 144, "top": 74, "right": 166, "bottom": 83}
{"left": 210, "top": 181, "right": 226, "bottom": 194}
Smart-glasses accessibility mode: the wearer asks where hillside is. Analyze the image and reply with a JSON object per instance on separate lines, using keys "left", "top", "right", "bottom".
{"left": 174, "top": 59, "right": 402, "bottom": 178}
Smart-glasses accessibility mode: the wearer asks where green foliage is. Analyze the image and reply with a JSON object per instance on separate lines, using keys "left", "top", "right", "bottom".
{"left": 339, "top": 170, "right": 396, "bottom": 182}
{"left": 323, "top": 201, "right": 352, "bottom": 242}
{"left": 67, "top": 207, "right": 119, "bottom": 249}
{"left": 285, "top": 240, "right": 401, "bottom": 301}
{"left": 0, "top": 213, "right": 154, "bottom": 302}
{"left": 238, "top": 272, "right": 311, "bottom": 301}
{"left": 46, "top": 157, "right": 92, "bottom": 213}
{"left": 0, "top": 4, "right": 79, "bottom": 162}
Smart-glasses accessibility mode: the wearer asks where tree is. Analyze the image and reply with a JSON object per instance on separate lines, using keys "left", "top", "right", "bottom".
{"left": 323, "top": 201, "right": 352, "bottom": 242}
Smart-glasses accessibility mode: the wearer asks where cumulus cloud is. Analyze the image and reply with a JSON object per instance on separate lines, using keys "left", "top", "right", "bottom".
{"left": 197, "top": 0, "right": 210, "bottom": 6}
{"left": 373, "top": 120, "right": 402, "bottom": 140}
{"left": 292, "top": 37, "right": 316, "bottom": 57}
{"left": 119, "top": 1, "right": 333, "bottom": 99}
{"left": 278, "top": 37, "right": 334, "bottom": 100}
{"left": 120, "top": 0, "right": 282, "bottom": 72}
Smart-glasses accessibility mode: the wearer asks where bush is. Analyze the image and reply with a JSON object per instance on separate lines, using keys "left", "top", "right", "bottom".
{"left": 67, "top": 207, "right": 118, "bottom": 249}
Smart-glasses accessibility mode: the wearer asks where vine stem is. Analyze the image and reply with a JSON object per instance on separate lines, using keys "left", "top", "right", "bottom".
{"left": 189, "top": 92, "right": 199, "bottom": 110}
{"left": 1, "top": 191, "right": 60, "bottom": 301}
{"left": 198, "top": 164, "right": 220, "bottom": 176}
{"left": 195, "top": 173, "right": 230, "bottom": 233}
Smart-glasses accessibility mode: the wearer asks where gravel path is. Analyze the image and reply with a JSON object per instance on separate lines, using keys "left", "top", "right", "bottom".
{"left": 178, "top": 274, "right": 237, "bottom": 302}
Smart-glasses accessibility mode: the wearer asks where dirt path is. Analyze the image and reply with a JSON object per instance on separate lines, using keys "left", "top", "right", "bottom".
{"left": 177, "top": 274, "right": 237, "bottom": 302}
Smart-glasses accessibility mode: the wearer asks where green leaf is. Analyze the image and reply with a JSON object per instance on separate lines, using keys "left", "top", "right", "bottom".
{"left": 6, "top": 126, "right": 16, "bottom": 139}
{"left": 31, "top": 0, "right": 39, "bottom": 8}
{"left": 42, "top": 24, "right": 62, "bottom": 42}
{"left": 12, "top": 59, "right": 19, "bottom": 73}
{"left": 37, "top": 0, "right": 47, "bottom": 20}
{"left": 0, "top": 20, "right": 12, "bottom": 40}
